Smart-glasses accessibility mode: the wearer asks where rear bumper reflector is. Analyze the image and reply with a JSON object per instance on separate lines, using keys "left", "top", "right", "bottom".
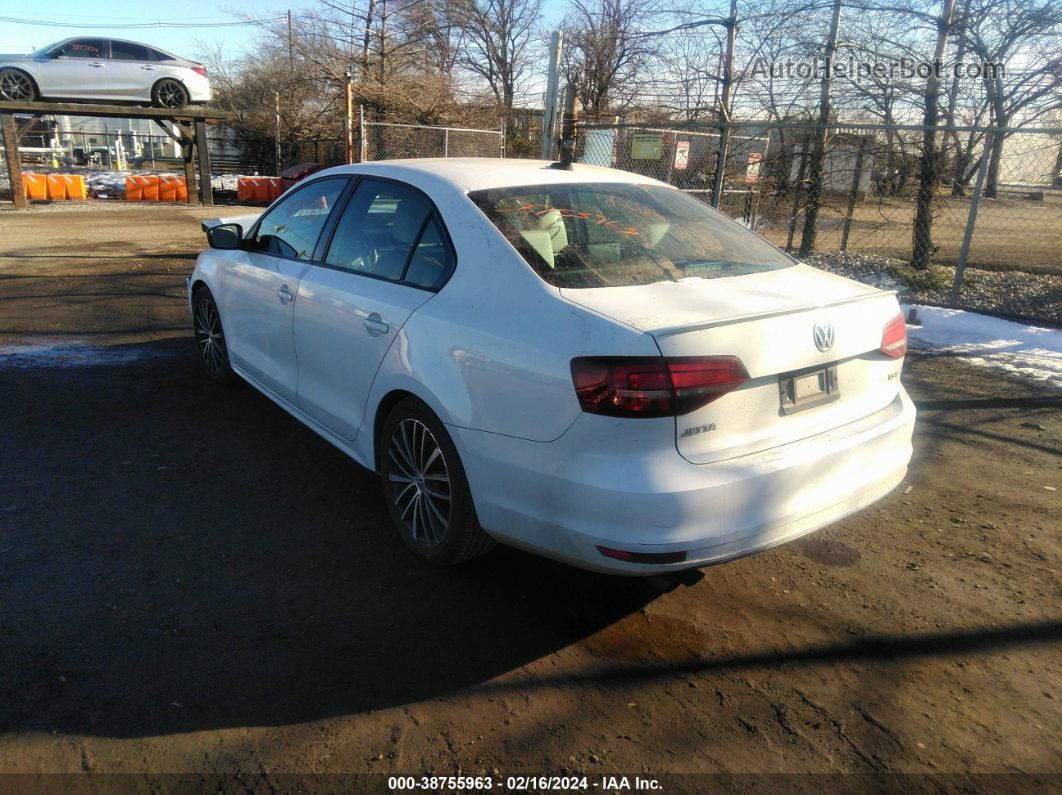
{"left": 597, "top": 546, "right": 688, "bottom": 565}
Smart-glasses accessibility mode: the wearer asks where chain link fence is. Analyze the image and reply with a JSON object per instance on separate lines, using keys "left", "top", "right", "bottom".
{"left": 362, "top": 121, "right": 504, "bottom": 161}
{"left": 578, "top": 120, "right": 1062, "bottom": 324}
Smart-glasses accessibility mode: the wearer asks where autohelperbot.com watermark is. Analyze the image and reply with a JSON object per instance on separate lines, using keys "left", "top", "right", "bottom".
{"left": 749, "top": 56, "right": 1007, "bottom": 81}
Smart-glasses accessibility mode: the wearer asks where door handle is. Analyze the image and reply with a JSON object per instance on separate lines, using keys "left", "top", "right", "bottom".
{"left": 140, "top": 65, "right": 157, "bottom": 71}
{"left": 277, "top": 284, "right": 294, "bottom": 304}
{"left": 363, "top": 313, "right": 389, "bottom": 337}
{"left": 88, "top": 62, "right": 105, "bottom": 68}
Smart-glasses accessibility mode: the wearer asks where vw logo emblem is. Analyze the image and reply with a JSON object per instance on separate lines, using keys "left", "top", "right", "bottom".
{"left": 813, "top": 321, "right": 835, "bottom": 352}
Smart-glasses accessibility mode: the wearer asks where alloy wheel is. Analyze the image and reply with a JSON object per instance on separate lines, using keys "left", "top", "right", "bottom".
{"left": 0, "top": 70, "right": 33, "bottom": 102}
{"left": 194, "top": 296, "right": 225, "bottom": 375}
{"left": 387, "top": 419, "right": 452, "bottom": 546}
{"left": 156, "top": 81, "right": 187, "bottom": 108}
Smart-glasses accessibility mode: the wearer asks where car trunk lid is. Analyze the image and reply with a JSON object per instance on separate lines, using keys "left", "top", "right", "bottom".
{"left": 561, "top": 264, "right": 905, "bottom": 463}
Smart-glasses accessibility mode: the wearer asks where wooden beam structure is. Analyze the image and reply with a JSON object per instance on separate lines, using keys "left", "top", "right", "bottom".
{"left": 0, "top": 101, "right": 233, "bottom": 208}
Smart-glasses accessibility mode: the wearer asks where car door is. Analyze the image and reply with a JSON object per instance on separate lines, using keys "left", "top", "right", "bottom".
{"left": 293, "top": 178, "right": 453, "bottom": 440}
{"left": 106, "top": 40, "right": 155, "bottom": 98}
{"left": 214, "top": 177, "right": 350, "bottom": 404}
{"left": 40, "top": 38, "right": 110, "bottom": 99}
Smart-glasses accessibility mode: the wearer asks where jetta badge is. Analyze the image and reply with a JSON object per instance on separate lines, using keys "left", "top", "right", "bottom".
{"left": 813, "top": 321, "right": 835, "bottom": 352}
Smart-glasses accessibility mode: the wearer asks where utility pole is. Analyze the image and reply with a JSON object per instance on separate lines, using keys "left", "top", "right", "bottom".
{"left": 540, "top": 30, "right": 563, "bottom": 160}
{"left": 797, "top": 0, "right": 843, "bottom": 258}
{"left": 344, "top": 71, "right": 354, "bottom": 164}
{"left": 710, "top": 0, "right": 738, "bottom": 207}
{"left": 554, "top": 83, "right": 579, "bottom": 169}
{"left": 287, "top": 10, "right": 293, "bottom": 70}
{"left": 362, "top": 0, "right": 375, "bottom": 80}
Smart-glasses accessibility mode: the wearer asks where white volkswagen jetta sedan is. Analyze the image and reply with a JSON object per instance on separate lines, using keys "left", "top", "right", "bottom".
{"left": 189, "top": 159, "right": 914, "bottom": 574}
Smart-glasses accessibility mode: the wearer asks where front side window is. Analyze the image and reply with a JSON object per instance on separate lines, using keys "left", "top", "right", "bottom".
{"left": 110, "top": 41, "right": 150, "bottom": 61}
{"left": 324, "top": 179, "right": 432, "bottom": 282}
{"left": 469, "top": 182, "right": 794, "bottom": 289}
{"left": 54, "top": 39, "right": 107, "bottom": 59}
{"left": 253, "top": 178, "right": 347, "bottom": 260}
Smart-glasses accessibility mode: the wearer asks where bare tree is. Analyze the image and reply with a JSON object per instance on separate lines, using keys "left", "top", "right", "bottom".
{"left": 561, "top": 0, "right": 663, "bottom": 117}
{"left": 960, "top": 0, "right": 1062, "bottom": 197}
{"left": 450, "top": 0, "right": 543, "bottom": 113}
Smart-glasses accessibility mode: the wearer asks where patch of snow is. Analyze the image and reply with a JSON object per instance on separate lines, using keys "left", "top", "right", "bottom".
{"left": 903, "top": 304, "right": 1062, "bottom": 389}
{"left": 0, "top": 343, "right": 175, "bottom": 369}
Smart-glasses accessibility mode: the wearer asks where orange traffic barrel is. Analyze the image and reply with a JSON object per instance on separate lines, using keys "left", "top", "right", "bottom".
{"left": 125, "top": 175, "right": 160, "bottom": 201}
{"left": 22, "top": 174, "right": 48, "bottom": 200}
{"left": 158, "top": 175, "right": 188, "bottom": 202}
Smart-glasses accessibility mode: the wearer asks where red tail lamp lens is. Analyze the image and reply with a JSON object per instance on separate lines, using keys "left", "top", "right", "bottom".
{"left": 880, "top": 313, "right": 908, "bottom": 358}
{"left": 570, "top": 356, "right": 749, "bottom": 418}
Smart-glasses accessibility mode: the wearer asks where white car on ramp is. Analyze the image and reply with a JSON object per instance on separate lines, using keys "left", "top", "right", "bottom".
{"left": 189, "top": 158, "right": 915, "bottom": 574}
{"left": 0, "top": 37, "right": 210, "bottom": 107}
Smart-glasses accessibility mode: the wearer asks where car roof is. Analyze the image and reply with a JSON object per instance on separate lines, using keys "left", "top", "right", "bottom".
{"left": 320, "top": 158, "right": 669, "bottom": 193}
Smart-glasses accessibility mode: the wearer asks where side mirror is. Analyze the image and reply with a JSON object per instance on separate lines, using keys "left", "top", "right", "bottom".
{"left": 207, "top": 223, "right": 243, "bottom": 250}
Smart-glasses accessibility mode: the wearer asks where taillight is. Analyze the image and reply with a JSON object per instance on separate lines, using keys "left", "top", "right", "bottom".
{"left": 880, "top": 313, "right": 907, "bottom": 358}
{"left": 191, "top": 66, "right": 208, "bottom": 77}
{"left": 570, "top": 356, "right": 749, "bottom": 418}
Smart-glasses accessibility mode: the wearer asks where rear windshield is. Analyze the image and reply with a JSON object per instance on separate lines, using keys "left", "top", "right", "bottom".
{"left": 469, "top": 182, "right": 794, "bottom": 289}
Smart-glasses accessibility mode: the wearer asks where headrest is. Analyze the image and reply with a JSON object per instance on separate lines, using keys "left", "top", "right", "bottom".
{"left": 536, "top": 208, "right": 568, "bottom": 253}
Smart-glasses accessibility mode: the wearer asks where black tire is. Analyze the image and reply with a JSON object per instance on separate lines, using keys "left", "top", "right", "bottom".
{"left": 152, "top": 78, "right": 189, "bottom": 109}
{"left": 192, "top": 287, "right": 234, "bottom": 384}
{"left": 379, "top": 398, "right": 495, "bottom": 565}
{"left": 0, "top": 68, "right": 37, "bottom": 102}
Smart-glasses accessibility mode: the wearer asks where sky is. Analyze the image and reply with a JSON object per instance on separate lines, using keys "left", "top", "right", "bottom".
{"left": 0, "top": 1, "right": 570, "bottom": 62}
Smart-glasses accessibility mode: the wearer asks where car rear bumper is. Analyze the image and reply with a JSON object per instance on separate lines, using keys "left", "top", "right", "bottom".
{"left": 451, "top": 386, "right": 915, "bottom": 575}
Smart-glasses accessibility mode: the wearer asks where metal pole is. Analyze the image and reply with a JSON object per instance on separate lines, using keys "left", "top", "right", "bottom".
{"left": 344, "top": 72, "right": 354, "bottom": 164}
{"left": 443, "top": 127, "right": 449, "bottom": 157}
{"left": 274, "top": 92, "right": 281, "bottom": 175}
{"left": 711, "top": 123, "right": 729, "bottom": 208}
{"left": 840, "top": 136, "right": 868, "bottom": 251}
{"left": 948, "top": 132, "right": 993, "bottom": 306}
{"left": 540, "top": 30, "right": 563, "bottom": 160}
{"left": 359, "top": 104, "right": 366, "bottom": 162}
{"left": 500, "top": 117, "right": 506, "bottom": 157}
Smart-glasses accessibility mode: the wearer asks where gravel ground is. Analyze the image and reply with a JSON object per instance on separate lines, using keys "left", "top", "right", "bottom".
{"left": 805, "top": 251, "right": 1062, "bottom": 325}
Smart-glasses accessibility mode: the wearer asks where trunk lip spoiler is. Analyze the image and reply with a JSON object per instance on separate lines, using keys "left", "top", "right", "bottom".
{"left": 650, "top": 289, "right": 897, "bottom": 338}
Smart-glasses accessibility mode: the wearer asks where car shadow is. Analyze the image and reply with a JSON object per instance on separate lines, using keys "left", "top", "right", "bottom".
{"left": 0, "top": 338, "right": 656, "bottom": 738}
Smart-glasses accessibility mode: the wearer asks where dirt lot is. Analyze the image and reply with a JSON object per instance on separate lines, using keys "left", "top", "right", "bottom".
{"left": 1, "top": 205, "right": 1060, "bottom": 790}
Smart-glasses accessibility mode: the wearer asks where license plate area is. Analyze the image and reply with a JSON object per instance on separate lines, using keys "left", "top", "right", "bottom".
{"left": 779, "top": 364, "right": 839, "bottom": 415}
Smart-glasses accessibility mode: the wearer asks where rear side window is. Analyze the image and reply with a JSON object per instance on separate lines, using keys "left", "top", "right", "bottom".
{"left": 469, "top": 182, "right": 794, "bottom": 289}
{"left": 110, "top": 41, "right": 150, "bottom": 61}
{"left": 324, "top": 179, "right": 442, "bottom": 285}
{"left": 252, "top": 178, "right": 347, "bottom": 260}
{"left": 403, "top": 217, "right": 452, "bottom": 289}
{"left": 148, "top": 48, "right": 176, "bottom": 62}
{"left": 54, "top": 39, "right": 107, "bottom": 59}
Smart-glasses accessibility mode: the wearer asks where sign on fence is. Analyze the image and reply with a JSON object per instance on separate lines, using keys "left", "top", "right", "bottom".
{"left": 746, "top": 152, "right": 763, "bottom": 183}
{"left": 631, "top": 134, "right": 662, "bottom": 160}
{"left": 673, "top": 141, "right": 690, "bottom": 170}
